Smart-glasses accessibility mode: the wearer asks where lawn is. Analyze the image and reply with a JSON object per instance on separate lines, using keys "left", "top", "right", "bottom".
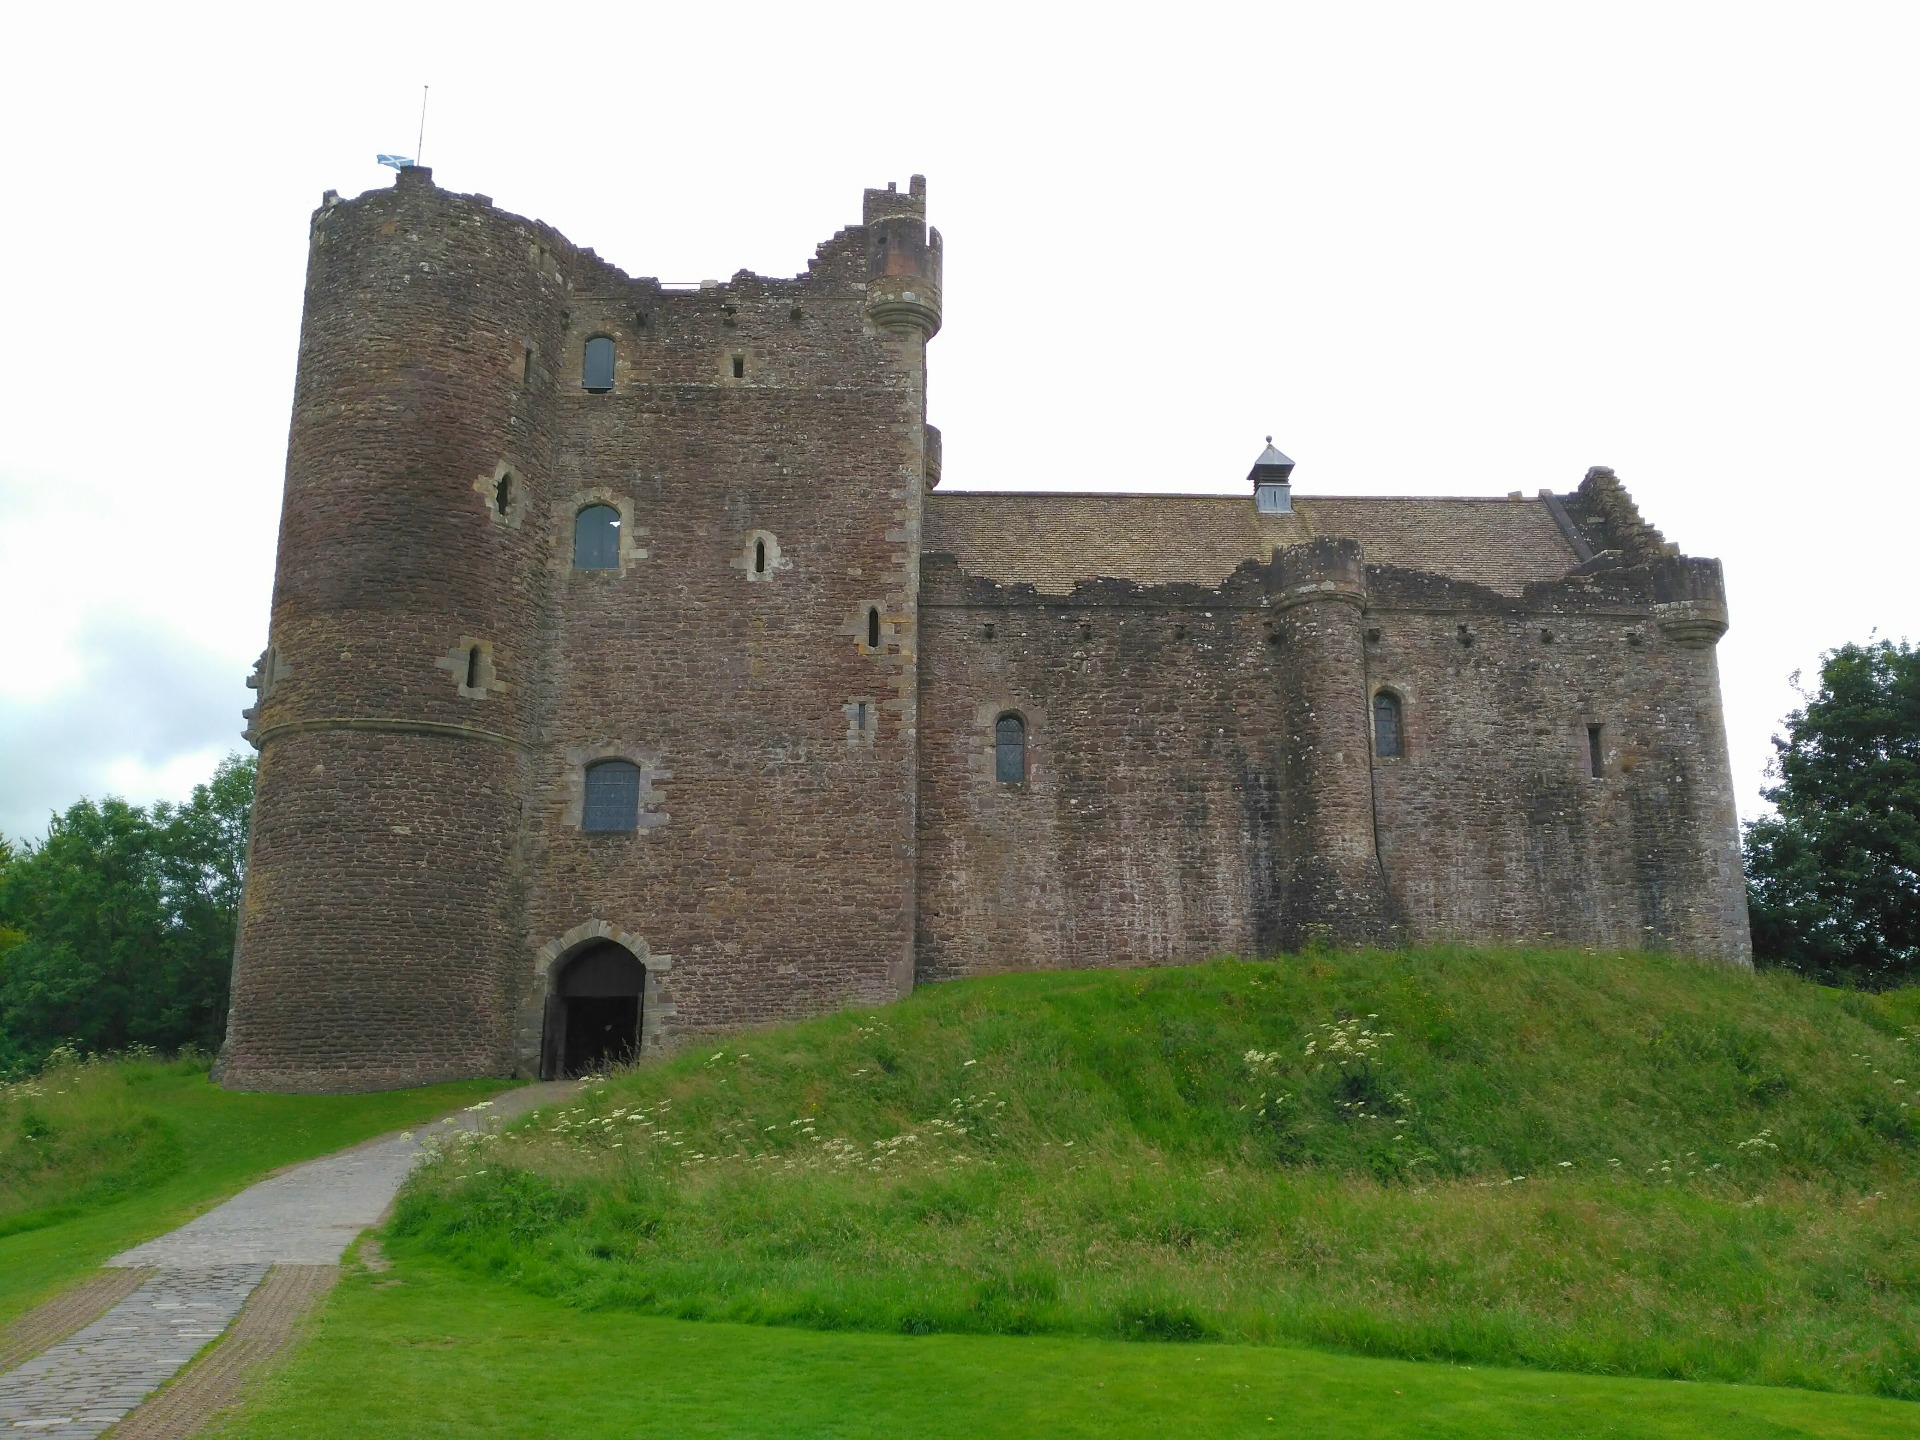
{"left": 0, "top": 1053, "right": 509, "bottom": 1323}
{"left": 392, "top": 948, "right": 1920, "bottom": 1397}
{"left": 209, "top": 1250, "right": 1920, "bottom": 1439}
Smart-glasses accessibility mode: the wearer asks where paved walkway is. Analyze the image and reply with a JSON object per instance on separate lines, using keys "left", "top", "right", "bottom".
{"left": 0, "top": 1270, "right": 267, "bottom": 1439}
{"left": 0, "top": 1081, "right": 571, "bottom": 1438}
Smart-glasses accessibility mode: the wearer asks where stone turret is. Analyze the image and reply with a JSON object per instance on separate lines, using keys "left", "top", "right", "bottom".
{"left": 1267, "top": 538, "right": 1394, "bottom": 947}
{"left": 223, "top": 166, "right": 565, "bottom": 1090}
{"left": 863, "top": 176, "right": 943, "bottom": 339}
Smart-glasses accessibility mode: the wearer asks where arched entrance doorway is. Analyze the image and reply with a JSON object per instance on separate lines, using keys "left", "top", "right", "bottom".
{"left": 541, "top": 941, "right": 643, "bottom": 1079}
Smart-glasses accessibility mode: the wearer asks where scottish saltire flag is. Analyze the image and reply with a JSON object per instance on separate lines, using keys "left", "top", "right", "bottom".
{"left": 376, "top": 154, "right": 415, "bottom": 170}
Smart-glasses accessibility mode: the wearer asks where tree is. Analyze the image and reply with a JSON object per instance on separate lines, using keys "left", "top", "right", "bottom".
{"left": 1744, "top": 640, "right": 1920, "bottom": 987}
{"left": 0, "top": 754, "right": 255, "bottom": 1074}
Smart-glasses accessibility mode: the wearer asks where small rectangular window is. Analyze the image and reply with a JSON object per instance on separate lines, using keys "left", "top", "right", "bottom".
{"left": 731, "top": 355, "right": 745, "bottom": 379}
{"left": 582, "top": 336, "right": 616, "bottom": 393}
{"left": 995, "top": 714, "right": 1025, "bottom": 784}
{"left": 1587, "top": 724, "right": 1604, "bottom": 779}
{"left": 1372, "top": 692, "right": 1403, "bottom": 759}
{"left": 583, "top": 761, "right": 642, "bottom": 832}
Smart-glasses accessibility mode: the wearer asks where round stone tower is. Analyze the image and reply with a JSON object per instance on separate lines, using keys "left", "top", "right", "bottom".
{"left": 222, "top": 166, "right": 563, "bottom": 1091}
{"left": 1269, "top": 537, "right": 1395, "bottom": 947}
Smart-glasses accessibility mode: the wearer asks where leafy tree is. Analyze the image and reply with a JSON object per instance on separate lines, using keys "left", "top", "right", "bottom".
{"left": 1744, "top": 640, "right": 1920, "bottom": 987}
{"left": 0, "top": 754, "right": 254, "bottom": 1074}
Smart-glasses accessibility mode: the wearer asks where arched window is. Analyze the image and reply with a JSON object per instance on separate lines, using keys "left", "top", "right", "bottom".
{"left": 582, "top": 336, "right": 616, "bottom": 393}
{"left": 583, "top": 760, "right": 642, "bottom": 832}
{"left": 754, "top": 539, "right": 766, "bottom": 574}
{"left": 1373, "top": 691, "right": 1404, "bottom": 759}
{"left": 867, "top": 607, "right": 881, "bottom": 650}
{"left": 465, "top": 645, "right": 482, "bottom": 690}
{"left": 573, "top": 505, "right": 620, "bottom": 570}
{"left": 995, "top": 713, "right": 1026, "bottom": 785}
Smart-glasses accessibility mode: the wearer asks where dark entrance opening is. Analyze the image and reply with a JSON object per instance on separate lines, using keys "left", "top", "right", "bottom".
{"left": 542, "top": 941, "right": 643, "bottom": 1079}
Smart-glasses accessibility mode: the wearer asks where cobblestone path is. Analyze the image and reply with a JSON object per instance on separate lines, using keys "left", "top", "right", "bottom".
{"left": 0, "top": 1269, "right": 266, "bottom": 1437}
{"left": 0, "top": 1081, "right": 571, "bottom": 1437}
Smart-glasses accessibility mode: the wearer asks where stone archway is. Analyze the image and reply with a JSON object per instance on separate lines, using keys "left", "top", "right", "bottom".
{"left": 542, "top": 941, "right": 643, "bottom": 1079}
{"left": 525, "top": 921, "right": 675, "bottom": 1078}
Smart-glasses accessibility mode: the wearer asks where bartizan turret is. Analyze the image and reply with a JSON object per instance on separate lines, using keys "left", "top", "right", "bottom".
{"left": 863, "top": 175, "right": 942, "bottom": 340}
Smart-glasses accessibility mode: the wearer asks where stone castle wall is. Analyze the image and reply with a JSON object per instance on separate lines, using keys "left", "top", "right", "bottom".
{"left": 915, "top": 537, "right": 1750, "bottom": 978}
{"left": 512, "top": 180, "right": 937, "bottom": 1061}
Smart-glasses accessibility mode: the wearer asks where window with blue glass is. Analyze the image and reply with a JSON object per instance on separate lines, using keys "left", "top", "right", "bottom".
{"left": 583, "top": 760, "right": 641, "bottom": 832}
{"left": 995, "top": 714, "right": 1025, "bottom": 785}
{"left": 582, "top": 335, "right": 615, "bottom": 392}
{"left": 573, "top": 505, "right": 621, "bottom": 570}
{"left": 1373, "top": 691, "right": 1404, "bottom": 759}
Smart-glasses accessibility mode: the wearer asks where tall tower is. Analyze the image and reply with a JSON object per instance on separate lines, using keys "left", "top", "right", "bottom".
{"left": 223, "top": 166, "right": 562, "bottom": 1090}
{"left": 224, "top": 167, "right": 942, "bottom": 1090}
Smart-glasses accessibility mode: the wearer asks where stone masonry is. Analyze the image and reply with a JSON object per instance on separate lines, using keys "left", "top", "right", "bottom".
{"left": 219, "top": 169, "right": 1750, "bottom": 1093}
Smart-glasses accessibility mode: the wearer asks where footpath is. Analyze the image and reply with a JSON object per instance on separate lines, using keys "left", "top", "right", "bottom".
{"left": 0, "top": 1081, "right": 572, "bottom": 1439}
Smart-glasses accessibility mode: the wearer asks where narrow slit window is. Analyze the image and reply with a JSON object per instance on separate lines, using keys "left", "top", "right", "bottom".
{"left": 465, "top": 646, "right": 482, "bottom": 690}
{"left": 1588, "top": 724, "right": 1605, "bottom": 779}
{"left": 731, "top": 355, "right": 745, "bottom": 379}
{"left": 522, "top": 346, "right": 534, "bottom": 385}
{"left": 867, "top": 607, "right": 881, "bottom": 649}
{"left": 1373, "top": 691, "right": 1403, "bottom": 759}
{"left": 582, "top": 760, "right": 642, "bottom": 833}
{"left": 582, "top": 336, "right": 616, "bottom": 393}
{"left": 995, "top": 714, "right": 1025, "bottom": 785}
{"left": 573, "top": 505, "right": 621, "bottom": 570}
{"left": 494, "top": 473, "right": 513, "bottom": 518}
{"left": 754, "top": 539, "right": 766, "bottom": 574}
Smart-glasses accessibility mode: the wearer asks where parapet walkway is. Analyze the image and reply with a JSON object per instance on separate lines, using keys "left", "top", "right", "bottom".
{"left": 0, "top": 1081, "right": 572, "bottom": 1439}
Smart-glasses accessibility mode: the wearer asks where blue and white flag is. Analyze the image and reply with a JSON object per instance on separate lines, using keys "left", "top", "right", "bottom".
{"left": 376, "top": 154, "right": 415, "bottom": 170}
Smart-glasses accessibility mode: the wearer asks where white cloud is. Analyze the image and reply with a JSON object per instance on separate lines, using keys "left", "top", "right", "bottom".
{"left": 0, "top": 617, "right": 249, "bottom": 842}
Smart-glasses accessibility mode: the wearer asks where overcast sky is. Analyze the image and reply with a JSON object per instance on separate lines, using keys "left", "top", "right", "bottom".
{"left": 2, "top": 2, "right": 1915, "bottom": 843}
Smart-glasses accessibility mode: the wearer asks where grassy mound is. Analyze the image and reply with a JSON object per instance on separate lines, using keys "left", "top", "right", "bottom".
{"left": 392, "top": 948, "right": 1920, "bottom": 1398}
{"left": 0, "top": 1052, "right": 507, "bottom": 1322}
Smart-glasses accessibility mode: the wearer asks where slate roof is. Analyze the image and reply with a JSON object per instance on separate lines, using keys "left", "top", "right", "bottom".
{"left": 922, "top": 492, "right": 1583, "bottom": 597}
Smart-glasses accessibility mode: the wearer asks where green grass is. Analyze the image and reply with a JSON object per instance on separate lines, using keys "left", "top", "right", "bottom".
{"left": 210, "top": 1248, "right": 1920, "bottom": 1439}
{"left": 392, "top": 948, "right": 1920, "bottom": 1398}
{"left": 0, "top": 1053, "right": 509, "bottom": 1323}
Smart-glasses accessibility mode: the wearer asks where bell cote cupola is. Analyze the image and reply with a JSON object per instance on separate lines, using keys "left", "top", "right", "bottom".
{"left": 1250, "top": 438, "right": 1296, "bottom": 514}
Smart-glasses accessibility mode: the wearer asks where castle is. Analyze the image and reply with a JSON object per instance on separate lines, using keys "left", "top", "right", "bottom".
{"left": 219, "top": 168, "right": 1751, "bottom": 1092}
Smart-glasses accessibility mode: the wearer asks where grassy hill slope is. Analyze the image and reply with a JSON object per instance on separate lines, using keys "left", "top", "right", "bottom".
{"left": 393, "top": 948, "right": 1920, "bottom": 1398}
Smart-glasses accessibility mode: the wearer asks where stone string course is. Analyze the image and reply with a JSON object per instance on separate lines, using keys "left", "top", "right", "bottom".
{"left": 221, "top": 170, "right": 1750, "bottom": 1093}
